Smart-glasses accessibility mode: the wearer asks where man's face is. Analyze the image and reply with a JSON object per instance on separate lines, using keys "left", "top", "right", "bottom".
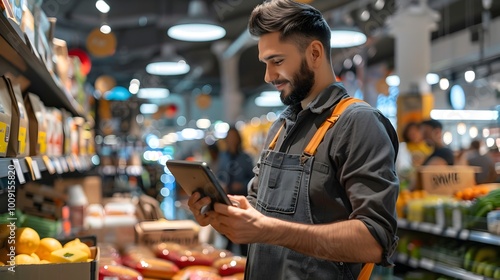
{"left": 258, "top": 32, "right": 315, "bottom": 106}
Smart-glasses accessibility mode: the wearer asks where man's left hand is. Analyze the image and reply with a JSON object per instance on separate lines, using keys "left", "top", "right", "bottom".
{"left": 208, "top": 195, "right": 270, "bottom": 244}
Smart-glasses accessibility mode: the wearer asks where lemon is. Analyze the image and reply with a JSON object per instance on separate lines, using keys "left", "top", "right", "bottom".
{"left": 35, "top": 238, "right": 63, "bottom": 261}
{"left": 15, "top": 227, "right": 40, "bottom": 255}
{"left": 15, "top": 254, "right": 37, "bottom": 265}
{"left": 63, "top": 238, "right": 91, "bottom": 259}
{"left": 31, "top": 253, "right": 40, "bottom": 262}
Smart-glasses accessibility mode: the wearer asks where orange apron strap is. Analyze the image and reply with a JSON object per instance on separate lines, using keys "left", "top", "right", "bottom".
{"left": 268, "top": 124, "right": 284, "bottom": 150}
{"left": 357, "top": 262, "right": 375, "bottom": 280}
{"left": 303, "top": 97, "right": 365, "bottom": 156}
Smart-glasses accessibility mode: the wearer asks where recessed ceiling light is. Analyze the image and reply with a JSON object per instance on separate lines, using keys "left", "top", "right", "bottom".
{"left": 140, "top": 104, "right": 158, "bottom": 114}
{"left": 95, "top": 0, "right": 110, "bottom": 13}
{"left": 137, "top": 88, "right": 170, "bottom": 99}
{"left": 330, "top": 29, "right": 367, "bottom": 48}
{"left": 168, "top": 23, "right": 226, "bottom": 42}
{"left": 146, "top": 61, "right": 190, "bottom": 76}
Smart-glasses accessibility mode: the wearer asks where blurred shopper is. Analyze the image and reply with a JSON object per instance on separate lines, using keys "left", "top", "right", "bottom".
{"left": 420, "top": 119, "right": 454, "bottom": 165}
{"left": 216, "top": 126, "right": 254, "bottom": 256}
{"left": 188, "top": 1, "right": 399, "bottom": 279}
{"left": 466, "top": 140, "right": 497, "bottom": 184}
{"left": 402, "top": 122, "right": 433, "bottom": 166}
{"left": 396, "top": 122, "right": 433, "bottom": 190}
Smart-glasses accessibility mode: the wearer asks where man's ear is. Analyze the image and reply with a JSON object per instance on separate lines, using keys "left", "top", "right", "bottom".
{"left": 308, "top": 40, "right": 324, "bottom": 67}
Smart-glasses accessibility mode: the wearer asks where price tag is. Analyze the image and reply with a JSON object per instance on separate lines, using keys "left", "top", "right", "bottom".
{"left": 31, "top": 160, "right": 42, "bottom": 180}
{"left": 408, "top": 258, "right": 419, "bottom": 268}
{"left": 459, "top": 229, "right": 470, "bottom": 240}
{"left": 52, "top": 158, "right": 63, "bottom": 174}
{"left": 398, "top": 219, "right": 408, "bottom": 229}
{"left": 73, "top": 155, "right": 81, "bottom": 170}
{"left": 396, "top": 253, "right": 408, "bottom": 264}
{"left": 60, "top": 158, "right": 69, "bottom": 173}
{"left": 11, "top": 159, "right": 26, "bottom": 184}
{"left": 24, "top": 157, "right": 36, "bottom": 181}
{"left": 410, "top": 222, "right": 419, "bottom": 230}
{"left": 445, "top": 228, "right": 458, "bottom": 238}
{"left": 419, "top": 223, "right": 433, "bottom": 233}
{"left": 420, "top": 258, "right": 435, "bottom": 270}
{"left": 66, "top": 156, "right": 75, "bottom": 172}
{"left": 42, "top": 156, "right": 56, "bottom": 175}
{"left": 431, "top": 225, "right": 443, "bottom": 235}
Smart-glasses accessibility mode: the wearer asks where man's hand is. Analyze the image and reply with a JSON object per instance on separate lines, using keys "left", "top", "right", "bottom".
{"left": 208, "top": 195, "right": 270, "bottom": 244}
{"left": 187, "top": 192, "right": 213, "bottom": 227}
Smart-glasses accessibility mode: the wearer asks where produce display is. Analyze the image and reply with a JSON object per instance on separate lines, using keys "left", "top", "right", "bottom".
{"left": 0, "top": 225, "right": 95, "bottom": 265}
{"left": 98, "top": 243, "right": 247, "bottom": 280}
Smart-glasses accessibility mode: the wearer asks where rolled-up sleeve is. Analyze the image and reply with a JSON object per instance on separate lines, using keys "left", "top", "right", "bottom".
{"left": 334, "top": 106, "right": 399, "bottom": 266}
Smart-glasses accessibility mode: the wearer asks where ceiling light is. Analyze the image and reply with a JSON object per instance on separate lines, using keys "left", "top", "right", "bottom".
{"left": 426, "top": 73, "right": 439, "bottom": 85}
{"left": 464, "top": 70, "right": 475, "bottom": 83}
{"left": 469, "top": 126, "right": 478, "bottom": 138}
{"left": 137, "top": 88, "right": 169, "bottom": 99}
{"left": 167, "top": 0, "right": 226, "bottom": 42}
{"left": 359, "top": 10, "right": 370, "bottom": 21}
{"left": 374, "top": 0, "right": 385, "bottom": 10}
{"left": 385, "top": 75, "right": 400, "bottom": 87}
{"left": 100, "top": 23, "right": 111, "bottom": 34}
{"left": 330, "top": 28, "right": 367, "bottom": 48}
{"left": 140, "top": 104, "right": 159, "bottom": 114}
{"left": 353, "top": 54, "right": 363, "bottom": 65}
{"left": 439, "top": 78, "right": 449, "bottom": 90}
{"left": 196, "top": 118, "right": 211, "bottom": 129}
{"left": 430, "top": 109, "right": 498, "bottom": 121}
{"left": 129, "top": 83, "right": 139, "bottom": 94}
{"left": 95, "top": 0, "right": 110, "bottom": 13}
{"left": 146, "top": 61, "right": 190, "bottom": 75}
{"left": 146, "top": 44, "right": 190, "bottom": 75}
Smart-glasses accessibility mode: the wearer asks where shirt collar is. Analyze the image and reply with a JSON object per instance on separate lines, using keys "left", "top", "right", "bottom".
{"left": 279, "top": 83, "right": 348, "bottom": 121}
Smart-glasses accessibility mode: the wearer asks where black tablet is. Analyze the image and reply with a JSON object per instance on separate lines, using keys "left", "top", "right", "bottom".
{"left": 166, "top": 160, "right": 232, "bottom": 211}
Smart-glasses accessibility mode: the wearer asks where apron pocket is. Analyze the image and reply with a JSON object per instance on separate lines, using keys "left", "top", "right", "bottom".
{"left": 257, "top": 164, "right": 302, "bottom": 214}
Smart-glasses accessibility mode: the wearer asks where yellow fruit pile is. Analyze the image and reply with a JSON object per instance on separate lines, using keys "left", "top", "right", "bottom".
{"left": 0, "top": 225, "right": 93, "bottom": 265}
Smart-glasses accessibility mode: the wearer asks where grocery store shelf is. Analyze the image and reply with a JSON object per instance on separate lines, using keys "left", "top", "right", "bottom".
{"left": 100, "top": 165, "right": 144, "bottom": 176}
{"left": 398, "top": 219, "right": 500, "bottom": 246}
{"left": 0, "top": 155, "right": 95, "bottom": 183}
{"left": 394, "top": 253, "right": 488, "bottom": 280}
{"left": 0, "top": 14, "right": 83, "bottom": 117}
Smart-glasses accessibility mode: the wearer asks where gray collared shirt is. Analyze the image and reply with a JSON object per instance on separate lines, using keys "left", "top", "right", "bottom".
{"left": 248, "top": 83, "right": 400, "bottom": 266}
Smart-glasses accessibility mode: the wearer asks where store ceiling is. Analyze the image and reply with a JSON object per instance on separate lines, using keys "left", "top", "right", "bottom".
{"left": 44, "top": 0, "right": 500, "bottom": 99}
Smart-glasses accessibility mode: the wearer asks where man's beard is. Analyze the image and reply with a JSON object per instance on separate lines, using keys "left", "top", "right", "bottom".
{"left": 280, "top": 58, "right": 315, "bottom": 106}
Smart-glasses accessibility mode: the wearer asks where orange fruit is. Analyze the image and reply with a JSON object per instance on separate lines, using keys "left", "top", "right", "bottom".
{"left": 0, "top": 261, "right": 5, "bottom": 266}
{"left": 15, "top": 227, "right": 40, "bottom": 255}
{"left": 36, "top": 238, "right": 63, "bottom": 261}
{"left": 39, "top": 260, "right": 51, "bottom": 264}
{"left": 15, "top": 254, "right": 37, "bottom": 265}
{"left": 63, "top": 238, "right": 91, "bottom": 259}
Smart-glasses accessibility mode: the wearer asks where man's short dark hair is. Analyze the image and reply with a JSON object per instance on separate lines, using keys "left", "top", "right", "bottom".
{"left": 248, "top": 0, "right": 331, "bottom": 60}
{"left": 421, "top": 119, "right": 443, "bottom": 130}
{"left": 470, "top": 140, "right": 480, "bottom": 150}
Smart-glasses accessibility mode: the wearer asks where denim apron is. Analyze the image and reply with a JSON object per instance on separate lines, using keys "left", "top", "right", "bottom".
{"left": 245, "top": 98, "right": 374, "bottom": 280}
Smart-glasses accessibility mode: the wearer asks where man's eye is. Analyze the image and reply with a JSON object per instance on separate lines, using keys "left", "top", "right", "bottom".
{"left": 274, "top": 60, "right": 283, "bottom": 65}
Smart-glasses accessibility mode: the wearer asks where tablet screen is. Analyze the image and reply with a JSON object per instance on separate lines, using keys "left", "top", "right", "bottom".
{"left": 166, "top": 160, "right": 232, "bottom": 208}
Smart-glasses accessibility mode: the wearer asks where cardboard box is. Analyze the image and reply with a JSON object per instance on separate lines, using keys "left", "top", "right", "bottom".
{"left": 54, "top": 176, "right": 102, "bottom": 205}
{"left": 4, "top": 77, "right": 29, "bottom": 157}
{"left": 419, "top": 165, "right": 480, "bottom": 195}
{"left": 24, "top": 93, "right": 48, "bottom": 156}
{"left": 0, "top": 76, "right": 13, "bottom": 157}
{"left": 0, "top": 246, "right": 99, "bottom": 280}
{"left": 135, "top": 220, "right": 200, "bottom": 247}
